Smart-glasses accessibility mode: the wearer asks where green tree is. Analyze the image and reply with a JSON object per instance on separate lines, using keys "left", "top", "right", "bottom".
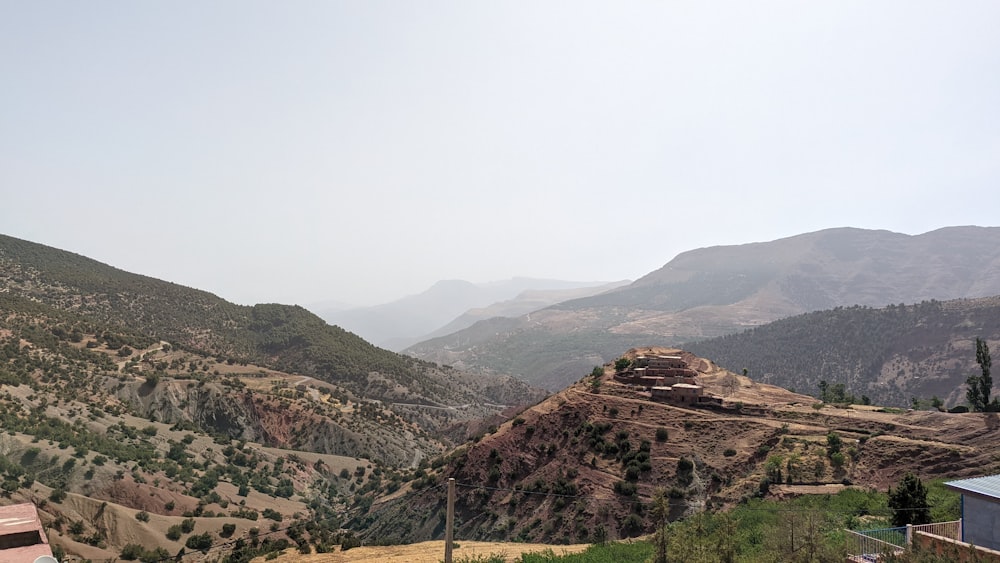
{"left": 888, "top": 472, "right": 931, "bottom": 527}
{"left": 966, "top": 337, "right": 993, "bottom": 411}
{"left": 650, "top": 487, "right": 671, "bottom": 563}
{"left": 614, "top": 357, "right": 632, "bottom": 372}
{"left": 589, "top": 378, "right": 602, "bottom": 394}
{"left": 826, "top": 431, "right": 842, "bottom": 456}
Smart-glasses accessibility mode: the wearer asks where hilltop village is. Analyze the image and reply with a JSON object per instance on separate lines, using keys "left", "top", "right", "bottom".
{"left": 612, "top": 352, "right": 722, "bottom": 407}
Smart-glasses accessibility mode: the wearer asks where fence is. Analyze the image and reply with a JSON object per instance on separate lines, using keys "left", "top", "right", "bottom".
{"left": 845, "top": 521, "right": 962, "bottom": 562}
{"left": 846, "top": 526, "right": 906, "bottom": 561}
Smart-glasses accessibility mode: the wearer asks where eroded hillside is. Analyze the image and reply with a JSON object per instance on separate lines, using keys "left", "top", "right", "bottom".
{"left": 0, "top": 299, "right": 540, "bottom": 560}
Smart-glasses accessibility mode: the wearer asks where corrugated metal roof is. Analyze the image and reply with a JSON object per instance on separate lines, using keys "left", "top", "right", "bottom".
{"left": 945, "top": 474, "right": 1000, "bottom": 500}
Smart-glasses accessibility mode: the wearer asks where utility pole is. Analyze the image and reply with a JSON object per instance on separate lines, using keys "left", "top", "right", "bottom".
{"left": 445, "top": 477, "right": 455, "bottom": 563}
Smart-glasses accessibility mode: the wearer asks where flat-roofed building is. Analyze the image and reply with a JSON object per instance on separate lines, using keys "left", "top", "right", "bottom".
{"left": 0, "top": 503, "right": 53, "bottom": 561}
{"left": 650, "top": 383, "right": 704, "bottom": 405}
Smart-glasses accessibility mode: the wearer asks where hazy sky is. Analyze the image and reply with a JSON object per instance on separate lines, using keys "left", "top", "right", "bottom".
{"left": 3, "top": 2, "right": 999, "bottom": 307}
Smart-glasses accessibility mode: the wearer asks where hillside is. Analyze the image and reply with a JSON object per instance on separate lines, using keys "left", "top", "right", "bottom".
{"left": 357, "top": 348, "right": 1000, "bottom": 546}
{"left": 0, "top": 307, "right": 391, "bottom": 561}
{"left": 406, "top": 227, "right": 1000, "bottom": 391}
{"left": 686, "top": 296, "right": 1000, "bottom": 408}
{"left": 0, "top": 234, "right": 547, "bottom": 449}
{"left": 0, "top": 288, "right": 547, "bottom": 561}
{"left": 0, "top": 233, "right": 551, "bottom": 560}
{"left": 313, "top": 278, "right": 625, "bottom": 351}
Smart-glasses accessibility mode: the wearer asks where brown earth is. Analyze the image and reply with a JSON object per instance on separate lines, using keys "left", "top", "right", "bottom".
{"left": 259, "top": 540, "right": 592, "bottom": 562}
{"left": 355, "top": 348, "right": 1000, "bottom": 545}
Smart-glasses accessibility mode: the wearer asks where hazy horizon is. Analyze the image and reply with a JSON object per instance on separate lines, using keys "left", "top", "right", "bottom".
{"left": 3, "top": 2, "right": 999, "bottom": 307}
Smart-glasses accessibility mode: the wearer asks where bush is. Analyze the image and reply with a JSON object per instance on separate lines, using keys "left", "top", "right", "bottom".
{"left": 655, "top": 427, "right": 669, "bottom": 442}
{"left": 341, "top": 534, "right": 362, "bottom": 551}
{"left": 120, "top": 543, "right": 144, "bottom": 560}
{"left": 185, "top": 532, "right": 213, "bottom": 550}
{"left": 135, "top": 511, "right": 150, "bottom": 522}
{"left": 613, "top": 480, "right": 637, "bottom": 496}
{"left": 262, "top": 508, "right": 282, "bottom": 522}
{"left": 166, "top": 525, "right": 182, "bottom": 541}
{"left": 220, "top": 523, "right": 236, "bottom": 538}
{"left": 620, "top": 513, "right": 645, "bottom": 537}
{"left": 140, "top": 547, "right": 170, "bottom": 563}
{"left": 723, "top": 448, "right": 737, "bottom": 457}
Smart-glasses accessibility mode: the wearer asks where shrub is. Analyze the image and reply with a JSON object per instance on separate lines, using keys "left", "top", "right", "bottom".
{"left": 135, "top": 511, "right": 150, "bottom": 522}
{"left": 185, "top": 532, "right": 213, "bottom": 550}
{"left": 620, "top": 513, "right": 645, "bottom": 537}
{"left": 613, "top": 480, "right": 637, "bottom": 496}
{"left": 141, "top": 547, "right": 170, "bottom": 563}
{"left": 830, "top": 451, "right": 846, "bottom": 468}
{"left": 262, "top": 508, "right": 282, "bottom": 522}
{"left": 166, "top": 525, "right": 182, "bottom": 541}
{"left": 120, "top": 543, "right": 144, "bottom": 560}
{"left": 624, "top": 465, "right": 641, "bottom": 481}
{"left": 180, "top": 518, "right": 195, "bottom": 533}
{"left": 723, "top": 448, "right": 737, "bottom": 457}
{"left": 655, "top": 427, "right": 669, "bottom": 442}
{"left": 341, "top": 534, "right": 362, "bottom": 551}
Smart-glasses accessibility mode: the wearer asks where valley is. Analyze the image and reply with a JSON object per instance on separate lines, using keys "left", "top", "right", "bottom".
{"left": 2, "top": 231, "right": 1000, "bottom": 562}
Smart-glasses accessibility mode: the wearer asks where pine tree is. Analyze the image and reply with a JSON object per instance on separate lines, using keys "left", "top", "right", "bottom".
{"left": 888, "top": 472, "right": 931, "bottom": 527}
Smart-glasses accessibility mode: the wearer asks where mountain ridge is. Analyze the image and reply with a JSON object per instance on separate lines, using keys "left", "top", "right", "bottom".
{"left": 406, "top": 226, "right": 1000, "bottom": 392}
{"left": 312, "top": 277, "right": 627, "bottom": 351}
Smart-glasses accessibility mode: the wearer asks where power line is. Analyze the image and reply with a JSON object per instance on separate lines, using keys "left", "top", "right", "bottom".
{"left": 450, "top": 479, "right": 939, "bottom": 515}
{"left": 55, "top": 478, "right": 940, "bottom": 562}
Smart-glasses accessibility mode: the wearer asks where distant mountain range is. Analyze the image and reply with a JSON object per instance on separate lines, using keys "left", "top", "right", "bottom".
{"left": 405, "top": 227, "right": 1000, "bottom": 392}
{"left": 311, "top": 278, "right": 628, "bottom": 351}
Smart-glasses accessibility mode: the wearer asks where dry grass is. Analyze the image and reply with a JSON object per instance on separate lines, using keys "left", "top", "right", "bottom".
{"left": 261, "top": 540, "right": 591, "bottom": 562}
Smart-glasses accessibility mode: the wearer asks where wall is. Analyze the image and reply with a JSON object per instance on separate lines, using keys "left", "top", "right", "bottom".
{"left": 914, "top": 531, "right": 1000, "bottom": 562}
{"left": 964, "top": 494, "right": 1000, "bottom": 551}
